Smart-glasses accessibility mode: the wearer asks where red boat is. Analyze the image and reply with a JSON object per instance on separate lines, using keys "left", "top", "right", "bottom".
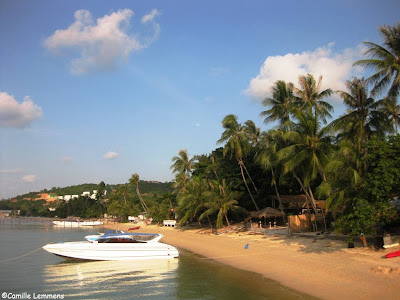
{"left": 385, "top": 250, "right": 400, "bottom": 258}
{"left": 128, "top": 226, "right": 141, "bottom": 231}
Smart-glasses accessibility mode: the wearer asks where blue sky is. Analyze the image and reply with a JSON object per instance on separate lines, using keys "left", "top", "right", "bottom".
{"left": 1, "top": 0, "right": 399, "bottom": 199}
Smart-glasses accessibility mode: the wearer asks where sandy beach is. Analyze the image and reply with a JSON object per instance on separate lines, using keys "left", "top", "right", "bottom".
{"left": 106, "top": 222, "right": 400, "bottom": 300}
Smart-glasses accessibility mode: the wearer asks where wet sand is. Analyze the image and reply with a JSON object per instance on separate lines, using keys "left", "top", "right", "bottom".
{"left": 106, "top": 222, "right": 400, "bottom": 300}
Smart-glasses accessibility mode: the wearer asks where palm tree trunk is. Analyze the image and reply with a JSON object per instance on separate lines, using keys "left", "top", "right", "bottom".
{"left": 136, "top": 185, "right": 148, "bottom": 213}
{"left": 241, "top": 160, "right": 258, "bottom": 192}
{"left": 308, "top": 187, "right": 327, "bottom": 232}
{"left": 240, "top": 163, "right": 259, "bottom": 211}
{"left": 271, "top": 167, "right": 286, "bottom": 223}
{"left": 224, "top": 213, "right": 230, "bottom": 227}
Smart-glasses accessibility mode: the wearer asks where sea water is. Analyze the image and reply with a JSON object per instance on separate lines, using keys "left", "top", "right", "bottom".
{"left": 0, "top": 220, "right": 317, "bottom": 299}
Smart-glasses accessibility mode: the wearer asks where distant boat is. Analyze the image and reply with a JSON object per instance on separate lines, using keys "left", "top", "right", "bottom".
{"left": 42, "top": 233, "right": 179, "bottom": 261}
{"left": 53, "top": 220, "right": 103, "bottom": 227}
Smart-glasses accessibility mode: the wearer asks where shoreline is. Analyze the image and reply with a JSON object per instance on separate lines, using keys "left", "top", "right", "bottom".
{"left": 105, "top": 222, "right": 400, "bottom": 300}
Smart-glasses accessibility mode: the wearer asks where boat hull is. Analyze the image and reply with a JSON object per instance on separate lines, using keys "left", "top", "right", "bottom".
{"left": 53, "top": 221, "right": 103, "bottom": 227}
{"left": 42, "top": 241, "right": 179, "bottom": 261}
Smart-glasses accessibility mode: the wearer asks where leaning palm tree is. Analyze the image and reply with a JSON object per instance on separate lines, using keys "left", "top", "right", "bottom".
{"left": 260, "top": 80, "right": 296, "bottom": 127}
{"left": 294, "top": 74, "right": 334, "bottom": 123}
{"left": 217, "top": 114, "right": 259, "bottom": 211}
{"left": 354, "top": 22, "right": 400, "bottom": 99}
{"left": 129, "top": 173, "right": 148, "bottom": 213}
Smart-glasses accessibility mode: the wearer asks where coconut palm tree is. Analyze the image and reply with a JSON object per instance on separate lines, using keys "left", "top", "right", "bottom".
{"left": 294, "top": 74, "right": 333, "bottom": 123}
{"left": 260, "top": 80, "right": 296, "bottom": 126}
{"left": 199, "top": 180, "right": 244, "bottom": 228}
{"left": 217, "top": 114, "right": 259, "bottom": 211}
{"left": 177, "top": 177, "right": 212, "bottom": 227}
{"left": 171, "top": 149, "right": 194, "bottom": 176}
{"left": 378, "top": 96, "right": 400, "bottom": 135}
{"left": 129, "top": 173, "right": 148, "bottom": 213}
{"left": 317, "top": 140, "right": 363, "bottom": 215}
{"left": 255, "top": 130, "right": 286, "bottom": 218}
{"left": 354, "top": 22, "right": 400, "bottom": 99}
{"left": 330, "top": 77, "right": 390, "bottom": 173}
{"left": 278, "top": 110, "right": 332, "bottom": 220}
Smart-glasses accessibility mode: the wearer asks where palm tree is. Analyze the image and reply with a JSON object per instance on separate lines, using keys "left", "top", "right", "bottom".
{"left": 278, "top": 110, "right": 332, "bottom": 221}
{"left": 217, "top": 114, "right": 259, "bottom": 211}
{"left": 317, "top": 140, "right": 363, "bottom": 215}
{"left": 260, "top": 80, "right": 296, "bottom": 126}
{"left": 378, "top": 96, "right": 400, "bottom": 135}
{"left": 354, "top": 22, "right": 400, "bottom": 99}
{"left": 330, "top": 77, "right": 390, "bottom": 174}
{"left": 177, "top": 177, "right": 212, "bottom": 227}
{"left": 129, "top": 173, "right": 148, "bottom": 213}
{"left": 171, "top": 149, "right": 194, "bottom": 176}
{"left": 199, "top": 180, "right": 244, "bottom": 228}
{"left": 294, "top": 74, "right": 333, "bottom": 123}
{"left": 255, "top": 130, "right": 286, "bottom": 219}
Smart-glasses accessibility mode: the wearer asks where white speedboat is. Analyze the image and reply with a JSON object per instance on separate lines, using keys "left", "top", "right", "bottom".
{"left": 53, "top": 220, "right": 103, "bottom": 227}
{"left": 42, "top": 233, "right": 179, "bottom": 261}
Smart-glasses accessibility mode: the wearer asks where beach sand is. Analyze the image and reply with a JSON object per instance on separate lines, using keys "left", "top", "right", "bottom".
{"left": 106, "top": 222, "right": 400, "bottom": 300}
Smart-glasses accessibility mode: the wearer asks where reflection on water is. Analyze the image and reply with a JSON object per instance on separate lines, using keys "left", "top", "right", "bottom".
{"left": 43, "top": 259, "right": 178, "bottom": 299}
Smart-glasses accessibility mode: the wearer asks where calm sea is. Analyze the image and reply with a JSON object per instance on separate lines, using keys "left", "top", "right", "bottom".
{"left": 0, "top": 219, "right": 316, "bottom": 299}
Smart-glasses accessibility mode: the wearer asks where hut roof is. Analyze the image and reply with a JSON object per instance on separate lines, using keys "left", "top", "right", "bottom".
{"left": 249, "top": 207, "right": 284, "bottom": 219}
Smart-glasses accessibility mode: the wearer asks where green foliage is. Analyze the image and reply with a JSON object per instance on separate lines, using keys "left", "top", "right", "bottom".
{"left": 334, "top": 198, "right": 392, "bottom": 242}
{"left": 363, "top": 136, "right": 400, "bottom": 201}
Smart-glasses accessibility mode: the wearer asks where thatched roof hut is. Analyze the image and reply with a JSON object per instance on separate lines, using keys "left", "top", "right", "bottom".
{"left": 248, "top": 207, "right": 284, "bottom": 219}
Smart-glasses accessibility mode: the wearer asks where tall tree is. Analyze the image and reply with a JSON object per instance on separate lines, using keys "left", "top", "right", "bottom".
{"left": 217, "top": 114, "right": 259, "bottom": 211}
{"left": 260, "top": 80, "right": 296, "bottom": 126}
{"left": 330, "top": 77, "right": 389, "bottom": 174}
{"left": 278, "top": 110, "right": 332, "bottom": 222}
{"left": 129, "top": 173, "right": 148, "bottom": 213}
{"left": 354, "top": 22, "right": 400, "bottom": 99}
{"left": 171, "top": 149, "right": 194, "bottom": 176}
{"left": 294, "top": 74, "right": 334, "bottom": 123}
{"left": 256, "top": 130, "right": 286, "bottom": 218}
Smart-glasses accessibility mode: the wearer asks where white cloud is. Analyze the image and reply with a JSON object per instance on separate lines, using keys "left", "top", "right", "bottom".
{"left": 0, "top": 92, "right": 42, "bottom": 128}
{"left": 60, "top": 156, "right": 73, "bottom": 163}
{"left": 246, "top": 43, "right": 366, "bottom": 101}
{"left": 195, "top": 123, "right": 200, "bottom": 127}
{"left": 141, "top": 9, "right": 160, "bottom": 24}
{"left": 44, "top": 9, "right": 161, "bottom": 74}
{"left": 22, "top": 174, "right": 37, "bottom": 183}
{"left": 103, "top": 151, "right": 119, "bottom": 160}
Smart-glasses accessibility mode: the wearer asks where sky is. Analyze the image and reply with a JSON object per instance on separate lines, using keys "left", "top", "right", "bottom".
{"left": 1, "top": 0, "right": 400, "bottom": 199}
